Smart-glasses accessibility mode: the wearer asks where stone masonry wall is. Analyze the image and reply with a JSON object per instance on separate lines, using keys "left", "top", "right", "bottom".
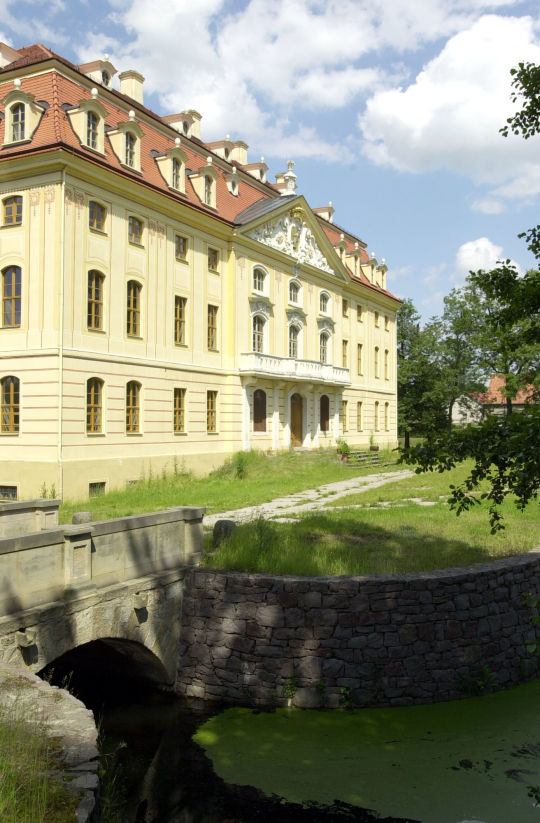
{"left": 177, "top": 551, "right": 540, "bottom": 708}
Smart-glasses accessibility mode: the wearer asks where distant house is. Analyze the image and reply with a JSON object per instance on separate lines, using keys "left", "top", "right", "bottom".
{"left": 452, "top": 375, "right": 535, "bottom": 425}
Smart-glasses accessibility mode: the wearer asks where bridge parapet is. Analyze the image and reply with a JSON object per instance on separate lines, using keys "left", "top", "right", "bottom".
{"left": 0, "top": 505, "right": 205, "bottom": 614}
{"left": 0, "top": 498, "right": 61, "bottom": 538}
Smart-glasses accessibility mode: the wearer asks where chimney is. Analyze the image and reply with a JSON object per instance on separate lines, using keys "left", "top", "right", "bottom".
{"left": 313, "top": 202, "right": 335, "bottom": 223}
{"left": 0, "top": 42, "right": 21, "bottom": 69}
{"left": 119, "top": 70, "right": 145, "bottom": 104}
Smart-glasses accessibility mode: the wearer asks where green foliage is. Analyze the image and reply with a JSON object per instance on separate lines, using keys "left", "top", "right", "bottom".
{"left": 336, "top": 438, "right": 350, "bottom": 455}
{"left": 283, "top": 675, "right": 298, "bottom": 701}
{"left": 458, "top": 665, "right": 497, "bottom": 696}
{"left": 340, "top": 684, "right": 354, "bottom": 710}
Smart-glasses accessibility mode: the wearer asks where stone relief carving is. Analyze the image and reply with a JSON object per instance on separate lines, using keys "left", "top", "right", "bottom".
{"left": 317, "top": 317, "right": 335, "bottom": 334}
{"left": 247, "top": 211, "right": 333, "bottom": 274}
{"left": 249, "top": 300, "right": 272, "bottom": 321}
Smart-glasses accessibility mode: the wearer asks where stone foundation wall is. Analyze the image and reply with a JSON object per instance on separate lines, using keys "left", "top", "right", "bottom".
{"left": 177, "top": 551, "right": 540, "bottom": 708}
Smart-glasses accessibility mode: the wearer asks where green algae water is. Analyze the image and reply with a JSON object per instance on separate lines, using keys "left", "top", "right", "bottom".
{"left": 194, "top": 679, "right": 540, "bottom": 823}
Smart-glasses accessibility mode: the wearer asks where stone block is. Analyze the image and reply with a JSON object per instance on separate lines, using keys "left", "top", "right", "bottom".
{"left": 256, "top": 604, "right": 285, "bottom": 628}
{"left": 294, "top": 687, "right": 321, "bottom": 709}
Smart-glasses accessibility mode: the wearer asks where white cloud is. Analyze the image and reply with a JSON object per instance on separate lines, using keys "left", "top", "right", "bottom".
{"left": 359, "top": 15, "right": 540, "bottom": 189}
{"left": 470, "top": 197, "right": 505, "bottom": 214}
{"left": 452, "top": 236, "right": 521, "bottom": 284}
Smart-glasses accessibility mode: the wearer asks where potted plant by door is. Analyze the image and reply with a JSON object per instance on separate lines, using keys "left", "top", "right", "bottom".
{"left": 337, "top": 438, "right": 351, "bottom": 461}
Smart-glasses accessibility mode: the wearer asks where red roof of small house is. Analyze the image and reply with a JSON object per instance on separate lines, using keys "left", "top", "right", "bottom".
{"left": 477, "top": 375, "right": 535, "bottom": 406}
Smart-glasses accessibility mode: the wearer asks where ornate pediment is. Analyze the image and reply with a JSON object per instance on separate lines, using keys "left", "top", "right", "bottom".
{"left": 247, "top": 208, "right": 334, "bottom": 274}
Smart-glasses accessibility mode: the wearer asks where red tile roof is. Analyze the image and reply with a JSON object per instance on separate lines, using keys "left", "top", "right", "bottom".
{"left": 477, "top": 375, "right": 535, "bottom": 406}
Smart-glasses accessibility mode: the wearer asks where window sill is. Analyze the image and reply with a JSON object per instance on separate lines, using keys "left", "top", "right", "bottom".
{"left": 175, "top": 257, "right": 188, "bottom": 264}
{"left": 0, "top": 432, "right": 19, "bottom": 436}
{"left": 0, "top": 326, "right": 22, "bottom": 331}
{"left": 0, "top": 223, "right": 23, "bottom": 230}
{"left": 126, "top": 432, "right": 143, "bottom": 436}
{"left": 174, "top": 342, "right": 188, "bottom": 348}
{"left": 174, "top": 431, "right": 188, "bottom": 436}
{"left": 88, "top": 327, "right": 106, "bottom": 334}
{"left": 207, "top": 431, "right": 219, "bottom": 435}
{"left": 128, "top": 240, "right": 144, "bottom": 248}
{"left": 89, "top": 227, "right": 108, "bottom": 236}
{"left": 86, "top": 432, "right": 105, "bottom": 437}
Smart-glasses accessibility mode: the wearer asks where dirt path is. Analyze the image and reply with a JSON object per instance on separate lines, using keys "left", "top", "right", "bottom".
{"left": 203, "top": 468, "right": 414, "bottom": 529}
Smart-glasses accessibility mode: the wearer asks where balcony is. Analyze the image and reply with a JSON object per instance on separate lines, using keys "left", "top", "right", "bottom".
{"left": 239, "top": 352, "right": 350, "bottom": 386}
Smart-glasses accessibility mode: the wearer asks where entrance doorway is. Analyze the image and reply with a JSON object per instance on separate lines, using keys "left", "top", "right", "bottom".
{"left": 290, "top": 393, "right": 303, "bottom": 446}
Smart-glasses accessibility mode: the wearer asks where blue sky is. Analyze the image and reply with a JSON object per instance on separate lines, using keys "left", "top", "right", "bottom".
{"left": 2, "top": 0, "right": 540, "bottom": 319}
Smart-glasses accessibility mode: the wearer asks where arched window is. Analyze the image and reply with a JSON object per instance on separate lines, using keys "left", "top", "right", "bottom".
{"left": 126, "top": 280, "right": 141, "bottom": 337}
{"left": 86, "top": 111, "right": 98, "bottom": 149}
{"left": 2, "top": 266, "right": 21, "bottom": 328}
{"left": 253, "top": 389, "right": 266, "bottom": 432}
{"left": 86, "top": 377, "right": 103, "bottom": 433}
{"left": 89, "top": 201, "right": 106, "bottom": 231}
{"left": 289, "top": 280, "right": 300, "bottom": 304}
{"left": 374, "top": 346, "right": 380, "bottom": 378}
{"left": 11, "top": 103, "right": 25, "bottom": 141}
{"left": 252, "top": 315, "right": 265, "bottom": 353}
{"left": 384, "top": 402, "right": 389, "bottom": 431}
{"left": 172, "top": 157, "right": 181, "bottom": 190}
{"left": 3, "top": 196, "right": 22, "bottom": 225}
{"left": 126, "top": 381, "right": 140, "bottom": 433}
{"left": 289, "top": 324, "right": 299, "bottom": 358}
{"left": 357, "top": 401, "right": 363, "bottom": 431}
{"left": 1, "top": 376, "right": 19, "bottom": 433}
{"left": 128, "top": 216, "right": 142, "bottom": 245}
{"left": 125, "top": 131, "right": 136, "bottom": 167}
{"left": 374, "top": 400, "right": 380, "bottom": 431}
{"left": 253, "top": 266, "right": 266, "bottom": 293}
{"left": 384, "top": 349, "right": 389, "bottom": 380}
{"left": 204, "top": 175, "right": 213, "bottom": 205}
{"left": 320, "top": 394, "right": 329, "bottom": 432}
{"left": 320, "top": 332, "right": 329, "bottom": 364}
{"left": 88, "top": 271, "right": 104, "bottom": 330}
{"left": 319, "top": 292, "right": 329, "bottom": 313}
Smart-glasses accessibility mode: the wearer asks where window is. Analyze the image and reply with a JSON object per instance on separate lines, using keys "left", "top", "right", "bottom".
{"left": 128, "top": 216, "right": 142, "bottom": 245}
{"left": 87, "top": 270, "right": 104, "bottom": 331}
{"left": 289, "top": 281, "right": 299, "bottom": 304}
{"left": 174, "top": 387, "right": 186, "bottom": 433}
{"left": 208, "top": 247, "right": 219, "bottom": 271}
{"left": 207, "top": 304, "right": 218, "bottom": 350}
{"left": 126, "top": 281, "right": 141, "bottom": 337}
{"left": 207, "top": 390, "right": 217, "bottom": 433}
{"left": 320, "top": 332, "right": 328, "bottom": 364}
{"left": 86, "top": 377, "right": 103, "bottom": 433}
{"left": 125, "top": 131, "right": 136, "bottom": 167}
{"left": 374, "top": 346, "right": 380, "bottom": 378}
{"left": 252, "top": 315, "right": 264, "bottom": 353}
{"left": 374, "top": 310, "right": 380, "bottom": 327}
{"left": 11, "top": 103, "right": 25, "bottom": 141}
{"left": 174, "top": 296, "right": 187, "bottom": 345}
{"left": 320, "top": 292, "right": 329, "bottom": 314}
{"left": 89, "top": 201, "right": 106, "bottom": 231}
{"left": 89, "top": 481, "right": 106, "bottom": 497}
{"left": 172, "top": 158, "right": 181, "bottom": 190}
{"left": 384, "top": 349, "right": 389, "bottom": 380}
{"left": 342, "top": 339, "right": 348, "bottom": 368}
{"left": 3, "top": 196, "right": 22, "bottom": 225}
{"left": 0, "top": 485, "right": 17, "bottom": 500}
{"left": 289, "top": 325, "right": 299, "bottom": 358}
{"left": 126, "top": 381, "right": 140, "bottom": 433}
{"left": 86, "top": 111, "right": 98, "bottom": 149}
{"left": 357, "top": 401, "right": 363, "bottom": 431}
{"left": 175, "top": 235, "right": 187, "bottom": 261}
{"left": 384, "top": 402, "right": 389, "bottom": 431}
{"left": 253, "top": 266, "right": 265, "bottom": 292}
{"left": 320, "top": 394, "right": 330, "bottom": 432}
{"left": 357, "top": 304, "right": 363, "bottom": 323}
{"left": 2, "top": 266, "right": 21, "bottom": 328}
{"left": 253, "top": 389, "right": 266, "bottom": 432}
{"left": 384, "top": 315, "right": 389, "bottom": 331}
{"left": 374, "top": 401, "right": 380, "bottom": 431}
{"left": 342, "top": 298, "right": 349, "bottom": 317}
{"left": 357, "top": 343, "right": 363, "bottom": 375}
{"left": 1, "top": 376, "right": 19, "bottom": 433}
{"left": 342, "top": 399, "right": 348, "bottom": 432}
{"left": 204, "top": 175, "right": 213, "bottom": 206}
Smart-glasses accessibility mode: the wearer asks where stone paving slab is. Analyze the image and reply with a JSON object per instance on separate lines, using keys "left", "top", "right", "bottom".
{"left": 204, "top": 469, "right": 414, "bottom": 528}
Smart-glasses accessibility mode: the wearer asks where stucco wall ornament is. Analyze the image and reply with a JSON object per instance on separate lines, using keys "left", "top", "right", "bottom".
{"left": 248, "top": 210, "right": 334, "bottom": 274}
{"left": 249, "top": 300, "right": 271, "bottom": 321}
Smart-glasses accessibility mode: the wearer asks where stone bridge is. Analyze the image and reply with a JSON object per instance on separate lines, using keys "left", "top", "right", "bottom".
{"left": 0, "top": 499, "right": 204, "bottom": 685}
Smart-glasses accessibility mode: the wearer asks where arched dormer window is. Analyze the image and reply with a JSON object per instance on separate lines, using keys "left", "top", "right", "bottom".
{"left": 86, "top": 111, "right": 98, "bottom": 149}
{"left": 66, "top": 97, "right": 107, "bottom": 154}
{"left": 319, "top": 292, "right": 330, "bottom": 314}
{"left": 106, "top": 116, "right": 143, "bottom": 170}
{"left": 252, "top": 315, "right": 265, "bottom": 353}
{"left": 154, "top": 145, "right": 187, "bottom": 194}
{"left": 253, "top": 389, "right": 267, "bottom": 432}
{"left": 189, "top": 160, "right": 218, "bottom": 208}
{"left": 1, "top": 375, "right": 19, "bottom": 433}
{"left": 320, "top": 331, "right": 329, "bottom": 364}
{"left": 320, "top": 394, "right": 330, "bottom": 432}
{"left": 172, "top": 158, "right": 180, "bottom": 189}
{"left": 125, "top": 131, "right": 136, "bottom": 167}
{"left": 204, "top": 175, "right": 213, "bottom": 206}
{"left": 11, "top": 103, "right": 25, "bottom": 141}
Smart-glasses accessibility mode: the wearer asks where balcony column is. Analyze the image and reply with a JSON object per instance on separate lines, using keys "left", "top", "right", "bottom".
{"left": 272, "top": 382, "right": 284, "bottom": 450}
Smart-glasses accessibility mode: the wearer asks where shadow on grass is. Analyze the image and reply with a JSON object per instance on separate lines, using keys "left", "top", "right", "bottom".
{"left": 205, "top": 513, "right": 514, "bottom": 576}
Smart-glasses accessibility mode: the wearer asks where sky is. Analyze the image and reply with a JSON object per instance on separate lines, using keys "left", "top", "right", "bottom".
{"left": 2, "top": 0, "right": 540, "bottom": 320}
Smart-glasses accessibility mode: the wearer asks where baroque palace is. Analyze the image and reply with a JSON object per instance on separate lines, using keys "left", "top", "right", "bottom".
{"left": 0, "top": 42, "right": 400, "bottom": 501}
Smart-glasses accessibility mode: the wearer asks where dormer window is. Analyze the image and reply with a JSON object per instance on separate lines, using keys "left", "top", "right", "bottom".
{"left": 204, "top": 175, "right": 213, "bottom": 206}
{"left": 125, "top": 132, "right": 136, "bottom": 167}
{"left": 182, "top": 120, "right": 189, "bottom": 136}
{"left": 189, "top": 159, "right": 218, "bottom": 208}
{"left": 102, "top": 70, "right": 110, "bottom": 85}
{"left": 11, "top": 103, "right": 25, "bottom": 141}
{"left": 87, "top": 111, "right": 98, "bottom": 149}
{"left": 172, "top": 158, "right": 180, "bottom": 190}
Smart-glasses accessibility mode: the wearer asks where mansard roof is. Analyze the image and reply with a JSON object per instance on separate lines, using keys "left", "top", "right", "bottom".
{"left": 0, "top": 42, "right": 399, "bottom": 303}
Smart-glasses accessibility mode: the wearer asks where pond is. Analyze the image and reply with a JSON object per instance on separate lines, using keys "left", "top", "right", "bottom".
{"left": 98, "top": 678, "right": 540, "bottom": 823}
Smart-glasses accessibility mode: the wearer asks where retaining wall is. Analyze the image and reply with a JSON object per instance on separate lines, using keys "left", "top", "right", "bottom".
{"left": 177, "top": 551, "right": 540, "bottom": 707}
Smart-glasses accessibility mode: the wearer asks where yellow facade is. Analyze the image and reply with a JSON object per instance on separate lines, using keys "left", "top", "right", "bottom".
{"left": 0, "top": 45, "right": 399, "bottom": 501}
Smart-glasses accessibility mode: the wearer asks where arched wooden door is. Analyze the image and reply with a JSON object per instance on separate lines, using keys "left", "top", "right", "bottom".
{"left": 290, "top": 393, "right": 303, "bottom": 446}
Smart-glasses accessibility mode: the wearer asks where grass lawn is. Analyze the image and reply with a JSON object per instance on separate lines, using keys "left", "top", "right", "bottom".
{"left": 203, "top": 462, "right": 540, "bottom": 576}
{"left": 58, "top": 447, "right": 401, "bottom": 523}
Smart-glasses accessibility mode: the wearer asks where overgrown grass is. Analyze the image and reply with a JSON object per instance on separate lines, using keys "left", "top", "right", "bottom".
{"left": 59, "top": 448, "right": 400, "bottom": 523}
{"left": 0, "top": 688, "right": 79, "bottom": 823}
{"left": 203, "top": 465, "right": 540, "bottom": 576}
